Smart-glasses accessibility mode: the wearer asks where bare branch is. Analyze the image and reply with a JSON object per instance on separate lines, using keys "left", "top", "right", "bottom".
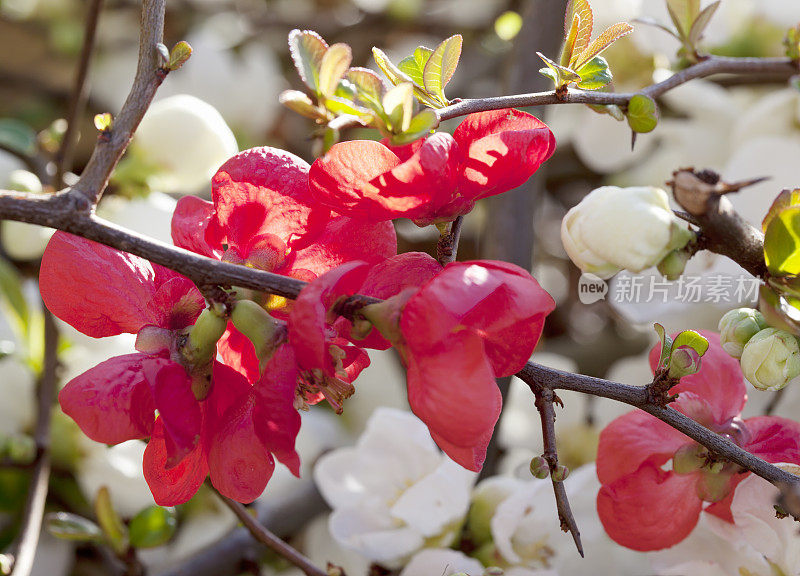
{"left": 69, "top": 0, "right": 168, "bottom": 208}
{"left": 435, "top": 215, "right": 463, "bottom": 265}
{"left": 217, "top": 493, "right": 327, "bottom": 576}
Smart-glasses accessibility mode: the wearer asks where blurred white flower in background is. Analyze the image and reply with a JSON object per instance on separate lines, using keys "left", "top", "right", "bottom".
{"left": 0, "top": 356, "right": 35, "bottom": 436}
{"left": 97, "top": 190, "right": 177, "bottom": 244}
{"left": 129, "top": 94, "right": 238, "bottom": 195}
{"left": 314, "top": 408, "right": 476, "bottom": 569}
{"left": 399, "top": 549, "right": 484, "bottom": 576}
{"left": 0, "top": 169, "right": 54, "bottom": 261}
{"left": 650, "top": 464, "right": 800, "bottom": 575}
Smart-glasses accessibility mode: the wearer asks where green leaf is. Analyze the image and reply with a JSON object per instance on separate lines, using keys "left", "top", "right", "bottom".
{"left": 398, "top": 46, "right": 433, "bottom": 88}
{"left": 575, "top": 55, "right": 612, "bottom": 90}
{"left": 422, "top": 34, "right": 462, "bottom": 105}
{"left": 672, "top": 330, "right": 709, "bottom": 356}
{"left": 46, "top": 512, "right": 104, "bottom": 543}
{"left": 632, "top": 16, "right": 681, "bottom": 40}
{"left": 626, "top": 94, "right": 658, "bottom": 133}
{"left": 93, "top": 113, "right": 113, "bottom": 132}
{"left": 323, "top": 96, "right": 373, "bottom": 121}
{"left": 382, "top": 83, "right": 414, "bottom": 132}
{"left": 288, "top": 29, "right": 328, "bottom": 92}
{"left": 345, "top": 67, "right": 385, "bottom": 107}
{"left": 318, "top": 43, "right": 352, "bottom": 98}
{"left": 561, "top": 13, "right": 581, "bottom": 67}
{"left": 653, "top": 323, "right": 673, "bottom": 369}
{"left": 573, "top": 22, "right": 634, "bottom": 69}
{"left": 764, "top": 205, "right": 800, "bottom": 276}
{"left": 278, "top": 90, "right": 327, "bottom": 121}
{"left": 95, "top": 486, "right": 128, "bottom": 555}
{"left": 372, "top": 47, "right": 413, "bottom": 87}
{"left": 0, "top": 119, "right": 36, "bottom": 156}
{"left": 763, "top": 188, "right": 800, "bottom": 233}
{"left": 168, "top": 41, "right": 192, "bottom": 71}
{"left": 586, "top": 103, "right": 624, "bottom": 121}
{"left": 537, "top": 52, "right": 581, "bottom": 89}
{"left": 564, "top": 0, "right": 594, "bottom": 63}
{"left": 389, "top": 109, "right": 438, "bottom": 146}
{"left": 0, "top": 257, "right": 29, "bottom": 336}
{"left": 688, "top": 1, "right": 720, "bottom": 46}
{"left": 666, "top": 0, "right": 700, "bottom": 38}
{"left": 129, "top": 506, "right": 177, "bottom": 549}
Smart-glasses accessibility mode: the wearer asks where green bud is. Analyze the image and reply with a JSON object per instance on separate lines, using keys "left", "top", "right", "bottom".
{"left": 551, "top": 464, "right": 570, "bottom": 482}
{"left": 529, "top": 456, "right": 550, "bottom": 479}
{"left": 740, "top": 328, "right": 800, "bottom": 391}
{"left": 657, "top": 248, "right": 690, "bottom": 281}
{"left": 673, "top": 444, "right": 705, "bottom": 475}
{"left": 230, "top": 300, "right": 283, "bottom": 373}
{"left": 668, "top": 345, "right": 702, "bottom": 379}
{"left": 183, "top": 308, "right": 227, "bottom": 366}
{"left": 718, "top": 308, "right": 768, "bottom": 358}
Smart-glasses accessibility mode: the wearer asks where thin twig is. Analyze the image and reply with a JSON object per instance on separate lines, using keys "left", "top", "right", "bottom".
{"left": 531, "top": 384, "right": 583, "bottom": 556}
{"left": 217, "top": 493, "right": 327, "bottom": 576}
{"left": 54, "top": 0, "right": 105, "bottom": 186}
{"left": 436, "top": 56, "right": 797, "bottom": 123}
{"left": 69, "top": 0, "right": 168, "bottom": 208}
{"left": 435, "top": 216, "right": 463, "bottom": 266}
{"left": 764, "top": 387, "right": 786, "bottom": 416}
{"left": 8, "top": 308, "right": 59, "bottom": 576}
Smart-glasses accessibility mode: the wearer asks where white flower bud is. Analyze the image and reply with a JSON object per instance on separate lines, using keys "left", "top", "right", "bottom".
{"left": 561, "top": 186, "right": 692, "bottom": 279}
{"left": 719, "top": 308, "right": 768, "bottom": 358}
{"left": 1, "top": 170, "right": 55, "bottom": 260}
{"left": 132, "top": 94, "right": 238, "bottom": 194}
{"left": 740, "top": 328, "right": 800, "bottom": 391}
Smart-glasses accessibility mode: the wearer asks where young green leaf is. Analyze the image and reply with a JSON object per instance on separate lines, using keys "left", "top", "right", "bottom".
{"left": 538, "top": 52, "right": 581, "bottom": 89}
{"left": 323, "top": 96, "right": 373, "bottom": 121}
{"left": 93, "top": 113, "right": 113, "bottom": 131}
{"left": 764, "top": 189, "right": 800, "bottom": 232}
{"left": 561, "top": 13, "right": 581, "bottom": 67}
{"left": 168, "top": 41, "right": 192, "bottom": 71}
{"left": 666, "top": 0, "right": 700, "bottom": 38}
{"left": 573, "top": 22, "right": 634, "bottom": 69}
{"left": 422, "top": 34, "right": 462, "bottom": 105}
{"left": 390, "top": 108, "right": 438, "bottom": 146}
{"left": 279, "top": 90, "right": 327, "bottom": 120}
{"left": 318, "top": 43, "right": 352, "bottom": 98}
{"left": 95, "top": 486, "right": 128, "bottom": 555}
{"left": 575, "top": 55, "right": 612, "bottom": 90}
{"left": 46, "top": 512, "right": 104, "bottom": 543}
{"left": 672, "top": 330, "right": 709, "bottom": 357}
{"left": 398, "top": 46, "right": 433, "bottom": 88}
{"left": 383, "top": 82, "right": 414, "bottom": 132}
{"left": 346, "top": 67, "right": 385, "bottom": 107}
{"left": 587, "top": 103, "right": 625, "bottom": 121}
{"left": 688, "top": 0, "right": 720, "bottom": 46}
{"left": 288, "top": 29, "right": 328, "bottom": 92}
{"left": 565, "top": 0, "right": 594, "bottom": 63}
{"left": 653, "top": 323, "right": 673, "bottom": 369}
{"left": 372, "top": 47, "right": 413, "bottom": 87}
{"left": 764, "top": 205, "right": 800, "bottom": 276}
{"left": 129, "top": 506, "right": 177, "bottom": 549}
{"left": 626, "top": 94, "right": 658, "bottom": 133}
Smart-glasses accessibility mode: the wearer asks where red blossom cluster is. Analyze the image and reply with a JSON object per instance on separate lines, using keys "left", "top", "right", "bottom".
{"left": 40, "top": 109, "right": 557, "bottom": 505}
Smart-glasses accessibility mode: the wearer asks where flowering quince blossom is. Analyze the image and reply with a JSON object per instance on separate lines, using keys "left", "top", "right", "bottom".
{"left": 40, "top": 232, "right": 300, "bottom": 505}
{"left": 596, "top": 331, "right": 800, "bottom": 551}
{"left": 313, "top": 408, "right": 476, "bottom": 569}
{"left": 650, "top": 463, "right": 800, "bottom": 576}
{"left": 307, "top": 109, "right": 556, "bottom": 226}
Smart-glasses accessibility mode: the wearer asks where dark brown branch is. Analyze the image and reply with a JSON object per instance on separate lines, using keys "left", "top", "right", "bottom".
{"left": 530, "top": 384, "right": 583, "bottom": 556}
{"left": 8, "top": 309, "right": 59, "bottom": 576}
{"left": 218, "top": 494, "right": 327, "bottom": 576}
{"left": 54, "top": 0, "right": 105, "bottom": 187}
{"left": 435, "top": 215, "right": 463, "bottom": 266}
{"left": 69, "top": 0, "right": 168, "bottom": 208}
{"left": 436, "top": 57, "right": 797, "bottom": 123}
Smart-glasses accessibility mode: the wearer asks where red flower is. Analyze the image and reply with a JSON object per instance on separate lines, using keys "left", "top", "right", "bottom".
{"left": 596, "top": 331, "right": 800, "bottom": 551}
{"left": 308, "top": 109, "right": 556, "bottom": 226}
{"left": 171, "top": 146, "right": 397, "bottom": 281}
{"left": 40, "top": 232, "right": 299, "bottom": 504}
{"left": 398, "top": 261, "right": 555, "bottom": 470}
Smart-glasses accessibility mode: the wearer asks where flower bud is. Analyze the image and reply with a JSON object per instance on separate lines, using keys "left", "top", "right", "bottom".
{"left": 529, "top": 456, "right": 550, "bottom": 479}
{"left": 740, "top": 328, "right": 800, "bottom": 391}
{"left": 657, "top": 248, "right": 690, "bottom": 281}
{"left": 183, "top": 308, "right": 227, "bottom": 366}
{"left": 668, "top": 345, "right": 702, "bottom": 379}
{"left": 1, "top": 170, "right": 55, "bottom": 260}
{"left": 551, "top": 464, "right": 570, "bottom": 482}
{"left": 718, "top": 308, "right": 768, "bottom": 358}
{"left": 561, "top": 186, "right": 692, "bottom": 279}
{"left": 230, "top": 300, "right": 284, "bottom": 373}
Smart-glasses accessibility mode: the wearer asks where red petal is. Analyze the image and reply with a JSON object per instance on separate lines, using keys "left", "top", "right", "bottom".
{"left": 286, "top": 215, "right": 397, "bottom": 279}
{"left": 452, "top": 109, "right": 555, "bottom": 202}
{"left": 147, "top": 276, "right": 205, "bottom": 331}
{"left": 59, "top": 354, "right": 155, "bottom": 444}
{"left": 430, "top": 427, "right": 493, "bottom": 472}
{"left": 406, "top": 332, "right": 501, "bottom": 471}
{"left": 253, "top": 345, "right": 302, "bottom": 475}
{"left": 597, "top": 409, "right": 691, "bottom": 485}
{"left": 171, "top": 196, "right": 217, "bottom": 257}
{"left": 41, "top": 232, "right": 159, "bottom": 337}
{"left": 143, "top": 418, "right": 208, "bottom": 506}
{"left": 597, "top": 463, "right": 702, "bottom": 551}
{"left": 743, "top": 415, "right": 800, "bottom": 464}
{"left": 649, "top": 331, "right": 746, "bottom": 424}
{"left": 308, "top": 140, "right": 401, "bottom": 220}
{"left": 212, "top": 147, "right": 328, "bottom": 254}
{"left": 218, "top": 323, "right": 261, "bottom": 384}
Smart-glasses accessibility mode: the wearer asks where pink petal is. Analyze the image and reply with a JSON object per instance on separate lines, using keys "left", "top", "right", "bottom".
{"left": 743, "top": 415, "right": 800, "bottom": 464}
{"left": 212, "top": 147, "right": 327, "bottom": 254}
{"left": 218, "top": 323, "right": 261, "bottom": 384}
{"left": 597, "top": 409, "right": 691, "bottom": 485}
{"left": 171, "top": 196, "right": 217, "bottom": 257}
{"left": 648, "top": 331, "right": 746, "bottom": 424}
{"left": 253, "top": 345, "right": 302, "bottom": 475}
{"left": 286, "top": 215, "right": 397, "bottom": 279}
{"left": 430, "top": 427, "right": 493, "bottom": 472}
{"left": 597, "top": 463, "right": 703, "bottom": 551}
{"left": 143, "top": 418, "right": 208, "bottom": 506}
{"left": 406, "top": 332, "right": 501, "bottom": 471}
{"left": 147, "top": 276, "right": 205, "bottom": 331}
{"left": 59, "top": 354, "right": 155, "bottom": 444}
{"left": 41, "top": 232, "right": 159, "bottom": 337}
{"left": 452, "top": 109, "right": 556, "bottom": 202}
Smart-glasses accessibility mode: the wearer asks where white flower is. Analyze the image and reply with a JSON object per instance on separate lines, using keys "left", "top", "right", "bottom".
{"left": 399, "top": 549, "right": 484, "bottom": 576}
{"left": 561, "top": 186, "right": 691, "bottom": 279}
{"left": 650, "top": 464, "right": 800, "bottom": 575}
{"left": 313, "top": 408, "right": 476, "bottom": 568}
{"left": 0, "top": 170, "right": 54, "bottom": 260}
{"left": 740, "top": 328, "right": 800, "bottom": 391}
{"left": 131, "top": 94, "right": 238, "bottom": 194}
{"left": 97, "top": 191, "right": 177, "bottom": 245}
{"left": 0, "top": 356, "right": 35, "bottom": 436}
